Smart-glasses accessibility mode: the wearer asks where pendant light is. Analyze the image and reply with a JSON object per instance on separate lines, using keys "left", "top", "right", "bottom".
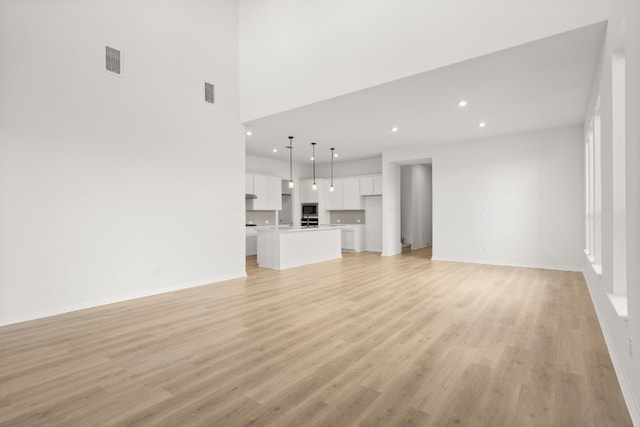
{"left": 311, "top": 142, "right": 317, "bottom": 190}
{"left": 287, "top": 136, "right": 294, "bottom": 188}
{"left": 329, "top": 147, "right": 335, "bottom": 192}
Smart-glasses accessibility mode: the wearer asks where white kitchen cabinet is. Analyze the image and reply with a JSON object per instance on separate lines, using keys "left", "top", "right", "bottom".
{"left": 316, "top": 174, "right": 383, "bottom": 211}
{"left": 342, "top": 177, "right": 362, "bottom": 209}
{"left": 251, "top": 174, "right": 270, "bottom": 210}
{"left": 247, "top": 173, "right": 283, "bottom": 211}
{"left": 324, "top": 178, "right": 343, "bottom": 210}
{"left": 269, "top": 176, "right": 282, "bottom": 211}
{"left": 360, "top": 175, "right": 382, "bottom": 196}
{"left": 341, "top": 228, "right": 354, "bottom": 250}
{"left": 373, "top": 174, "right": 382, "bottom": 195}
{"left": 246, "top": 228, "right": 257, "bottom": 256}
{"left": 300, "top": 179, "right": 320, "bottom": 203}
{"left": 317, "top": 180, "right": 330, "bottom": 224}
{"left": 365, "top": 196, "right": 382, "bottom": 252}
{"left": 341, "top": 225, "right": 364, "bottom": 252}
{"left": 326, "top": 177, "right": 363, "bottom": 210}
{"left": 359, "top": 176, "right": 373, "bottom": 196}
{"left": 246, "top": 174, "right": 254, "bottom": 194}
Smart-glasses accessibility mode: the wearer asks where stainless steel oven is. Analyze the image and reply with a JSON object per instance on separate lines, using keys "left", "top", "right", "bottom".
{"left": 301, "top": 203, "right": 318, "bottom": 216}
{"left": 301, "top": 203, "right": 318, "bottom": 227}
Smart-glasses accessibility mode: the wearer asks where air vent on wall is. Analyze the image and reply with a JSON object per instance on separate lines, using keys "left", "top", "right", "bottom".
{"left": 105, "top": 46, "right": 121, "bottom": 74}
{"left": 205, "top": 82, "right": 215, "bottom": 104}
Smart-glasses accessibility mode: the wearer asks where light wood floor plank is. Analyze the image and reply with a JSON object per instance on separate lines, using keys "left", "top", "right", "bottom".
{"left": 0, "top": 248, "right": 633, "bottom": 426}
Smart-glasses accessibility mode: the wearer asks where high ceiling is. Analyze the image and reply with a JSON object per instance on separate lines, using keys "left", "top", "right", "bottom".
{"left": 244, "top": 23, "right": 605, "bottom": 164}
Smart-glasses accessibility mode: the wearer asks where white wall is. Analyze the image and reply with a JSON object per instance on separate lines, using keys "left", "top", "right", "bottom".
{"left": 246, "top": 153, "right": 311, "bottom": 179}
{"left": 239, "top": 0, "right": 607, "bottom": 121}
{"left": 314, "top": 156, "right": 381, "bottom": 179}
{"left": 627, "top": 2, "right": 640, "bottom": 420}
{"left": 384, "top": 126, "right": 584, "bottom": 270}
{"left": 0, "top": 0, "right": 245, "bottom": 326}
{"left": 581, "top": 0, "right": 640, "bottom": 423}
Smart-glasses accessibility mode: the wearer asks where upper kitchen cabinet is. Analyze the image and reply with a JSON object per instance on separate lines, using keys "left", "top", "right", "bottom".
{"left": 373, "top": 175, "right": 382, "bottom": 195}
{"left": 324, "top": 176, "right": 369, "bottom": 210}
{"left": 324, "top": 178, "right": 343, "bottom": 210}
{"left": 359, "top": 174, "right": 383, "bottom": 196}
{"left": 247, "top": 173, "right": 282, "bottom": 211}
{"left": 342, "top": 177, "right": 362, "bottom": 209}
{"left": 268, "top": 176, "right": 282, "bottom": 210}
{"left": 300, "top": 179, "right": 320, "bottom": 203}
{"left": 246, "top": 174, "right": 254, "bottom": 195}
{"left": 251, "top": 174, "right": 270, "bottom": 210}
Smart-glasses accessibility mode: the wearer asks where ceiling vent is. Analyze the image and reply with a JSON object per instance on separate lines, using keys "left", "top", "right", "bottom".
{"left": 205, "top": 82, "right": 215, "bottom": 104}
{"left": 105, "top": 46, "right": 121, "bottom": 75}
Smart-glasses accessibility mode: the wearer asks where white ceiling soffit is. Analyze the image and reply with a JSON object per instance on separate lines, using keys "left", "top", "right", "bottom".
{"left": 239, "top": 0, "right": 607, "bottom": 122}
{"left": 244, "top": 22, "right": 606, "bottom": 164}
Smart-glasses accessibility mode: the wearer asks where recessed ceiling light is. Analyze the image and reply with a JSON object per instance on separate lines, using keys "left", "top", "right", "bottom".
{"left": 272, "top": 148, "right": 278, "bottom": 153}
{"left": 458, "top": 100, "right": 467, "bottom": 107}
{"left": 311, "top": 156, "right": 315, "bottom": 161}
{"left": 391, "top": 127, "right": 399, "bottom": 133}
{"left": 334, "top": 153, "right": 339, "bottom": 158}
{"left": 246, "top": 130, "right": 252, "bottom": 136}
{"left": 478, "top": 122, "right": 486, "bottom": 128}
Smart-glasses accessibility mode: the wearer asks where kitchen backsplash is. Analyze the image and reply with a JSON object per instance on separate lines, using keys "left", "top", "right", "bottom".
{"left": 330, "top": 210, "right": 365, "bottom": 225}
{"left": 247, "top": 210, "right": 365, "bottom": 225}
{"left": 246, "top": 211, "right": 276, "bottom": 225}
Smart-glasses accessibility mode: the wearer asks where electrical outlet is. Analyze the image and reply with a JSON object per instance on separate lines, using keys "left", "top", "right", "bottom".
{"left": 337, "top": 219, "right": 341, "bottom": 223}
{"left": 630, "top": 338, "right": 633, "bottom": 358}
{"left": 356, "top": 219, "right": 361, "bottom": 223}
{"left": 265, "top": 220, "right": 269, "bottom": 224}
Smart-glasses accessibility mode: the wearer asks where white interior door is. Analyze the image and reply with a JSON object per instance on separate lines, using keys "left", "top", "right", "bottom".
{"left": 365, "top": 196, "right": 382, "bottom": 252}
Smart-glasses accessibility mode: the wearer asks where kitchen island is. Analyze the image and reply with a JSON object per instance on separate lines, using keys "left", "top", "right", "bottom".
{"left": 257, "top": 225, "right": 345, "bottom": 270}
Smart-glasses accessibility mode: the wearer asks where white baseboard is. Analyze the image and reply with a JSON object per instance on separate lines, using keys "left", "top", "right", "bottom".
{"left": 599, "top": 322, "right": 640, "bottom": 426}
{"left": 584, "top": 274, "right": 640, "bottom": 426}
{"left": 0, "top": 272, "right": 246, "bottom": 327}
{"left": 430, "top": 256, "right": 582, "bottom": 272}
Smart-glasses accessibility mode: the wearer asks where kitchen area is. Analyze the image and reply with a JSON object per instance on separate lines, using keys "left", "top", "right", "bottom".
{"left": 245, "top": 170, "right": 383, "bottom": 270}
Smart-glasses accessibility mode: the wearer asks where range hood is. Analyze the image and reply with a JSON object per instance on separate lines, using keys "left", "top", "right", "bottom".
{"left": 245, "top": 193, "right": 257, "bottom": 200}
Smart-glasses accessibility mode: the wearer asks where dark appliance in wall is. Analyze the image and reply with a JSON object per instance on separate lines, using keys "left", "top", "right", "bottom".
{"left": 301, "top": 203, "right": 319, "bottom": 227}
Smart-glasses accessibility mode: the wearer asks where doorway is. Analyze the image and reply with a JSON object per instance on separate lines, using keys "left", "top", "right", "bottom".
{"left": 400, "top": 163, "right": 433, "bottom": 252}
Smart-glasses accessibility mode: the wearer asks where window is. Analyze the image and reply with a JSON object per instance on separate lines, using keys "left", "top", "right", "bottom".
{"left": 612, "top": 51, "right": 627, "bottom": 297}
{"left": 584, "top": 97, "right": 601, "bottom": 272}
{"left": 586, "top": 112, "right": 597, "bottom": 264}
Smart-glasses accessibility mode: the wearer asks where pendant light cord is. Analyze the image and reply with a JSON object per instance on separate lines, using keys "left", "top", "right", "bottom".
{"left": 288, "top": 136, "right": 294, "bottom": 186}
{"left": 330, "top": 147, "right": 335, "bottom": 187}
{"left": 312, "top": 143, "right": 316, "bottom": 184}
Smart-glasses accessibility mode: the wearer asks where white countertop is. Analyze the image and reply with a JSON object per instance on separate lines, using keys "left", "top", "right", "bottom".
{"left": 257, "top": 225, "right": 350, "bottom": 233}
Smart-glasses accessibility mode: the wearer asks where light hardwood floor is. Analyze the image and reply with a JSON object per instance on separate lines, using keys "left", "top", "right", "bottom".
{"left": 0, "top": 248, "right": 632, "bottom": 426}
